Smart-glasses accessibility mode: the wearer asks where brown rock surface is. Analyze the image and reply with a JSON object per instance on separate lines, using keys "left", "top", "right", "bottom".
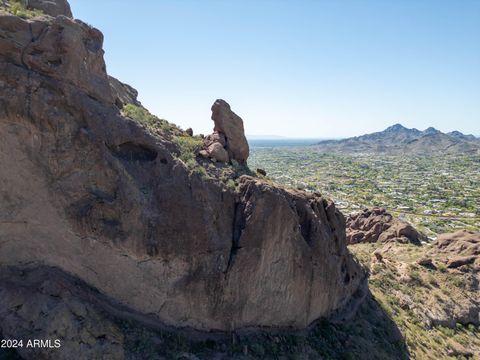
{"left": 417, "top": 257, "right": 436, "bottom": 269}
{"left": 378, "top": 221, "right": 421, "bottom": 244}
{"left": 210, "top": 99, "right": 249, "bottom": 163}
{"left": 0, "top": 3, "right": 366, "bottom": 349}
{"left": 207, "top": 141, "right": 229, "bottom": 162}
{"left": 431, "top": 230, "right": 480, "bottom": 257}
{"left": 0, "top": 13, "right": 113, "bottom": 104}
{"left": 109, "top": 75, "right": 141, "bottom": 109}
{"left": 447, "top": 256, "right": 477, "bottom": 269}
{"left": 347, "top": 207, "right": 423, "bottom": 245}
{"left": 0, "top": 266, "right": 125, "bottom": 359}
{"left": 204, "top": 131, "right": 227, "bottom": 147}
{"left": 428, "top": 230, "right": 480, "bottom": 269}
{"left": 26, "top": 0, "right": 73, "bottom": 17}
{"left": 203, "top": 131, "right": 229, "bottom": 161}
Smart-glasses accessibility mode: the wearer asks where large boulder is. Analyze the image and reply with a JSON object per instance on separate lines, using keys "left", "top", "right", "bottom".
{"left": 204, "top": 130, "right": 227, "bottom": 147}
{"left": 207, "top": 141, "right": 229, "bottom": 162}
{"left": 210, "top": 99, "right": 249, "bottom": 163}
{"left": 378, "top": 221, "right": 421, "bottom": 243}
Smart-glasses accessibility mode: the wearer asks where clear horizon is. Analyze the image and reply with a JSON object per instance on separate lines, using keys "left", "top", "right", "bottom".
{"left": 246, "top": 122, "right": 480, "bottom": 139}
{"left": 70, "top": 0, "right": 480, "bottom": 138}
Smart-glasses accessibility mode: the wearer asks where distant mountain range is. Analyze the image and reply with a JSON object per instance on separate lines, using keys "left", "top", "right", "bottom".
{"left": 314, "top": 124, "right": 480, "bottom": 155}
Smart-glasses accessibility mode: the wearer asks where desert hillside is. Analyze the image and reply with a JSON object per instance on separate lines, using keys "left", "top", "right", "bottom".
{"left": 0, "top": 1, "right": 478, "bottom": 359}
{"left": 0, "top": 0, "right": 368, "bottom": 358}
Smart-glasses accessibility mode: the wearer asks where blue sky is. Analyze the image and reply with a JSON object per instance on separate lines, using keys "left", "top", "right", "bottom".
{"left": 70, "top": 0, "right": 480, "bottom": 138}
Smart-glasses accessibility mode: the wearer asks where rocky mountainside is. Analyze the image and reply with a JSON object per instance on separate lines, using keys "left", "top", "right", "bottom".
{"left": 315, "top": 123, "right": 480, "bottom": 154}
{"left": 345, "top": 209, "right": 480, "bottom": 358}
{"left": 0, "top": 1, "right": 367, "bottom": 359}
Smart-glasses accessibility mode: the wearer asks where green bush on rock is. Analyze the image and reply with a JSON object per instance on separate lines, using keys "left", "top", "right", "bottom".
{"left": 1, "top": 0, "right": 44, "bottom": 18}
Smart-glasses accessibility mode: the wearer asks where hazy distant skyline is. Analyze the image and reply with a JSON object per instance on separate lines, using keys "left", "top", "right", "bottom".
{"left": 70, "top": 0, "right": 480, "bottom": 138}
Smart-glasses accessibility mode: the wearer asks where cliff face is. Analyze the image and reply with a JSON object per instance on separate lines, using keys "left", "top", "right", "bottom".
{"left": 0, "top": 0, "right": 366, "bottom": 346}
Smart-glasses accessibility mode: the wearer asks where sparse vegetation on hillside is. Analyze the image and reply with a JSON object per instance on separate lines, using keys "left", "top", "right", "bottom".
{"left": 350, "top": 242, "right": 480, "bottom": 359}
{"left": 121, "top": 104, "right": 183, "bottom": 136}
{"left": 0, "top": 0, "right": 44, "bottom": 18}
{"left": 120, "top": 104, "right": 213, "bottom": 179}
{"left": 172, "top": 135, "right": 213, "bottom": 179}
{"left": 173, "top": 135, "right": 204, "bottom": 164}
{"left": 120, "top": 103, "right": 256, "bottom": 185}
{"left": 121, "top": 104, "right": 158, "bottom": 126}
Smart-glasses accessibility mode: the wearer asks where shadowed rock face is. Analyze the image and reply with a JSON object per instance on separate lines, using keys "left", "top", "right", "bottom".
{"left": 0, "top": 0, "right": 366, "bottom": 347}
{"left": 0, "top": 266, "right": 125, "bottom": 360}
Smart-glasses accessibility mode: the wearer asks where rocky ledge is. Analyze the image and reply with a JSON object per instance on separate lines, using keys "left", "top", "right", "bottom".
{"left": 0, "top": 0, "right": 367, "bottom": 356}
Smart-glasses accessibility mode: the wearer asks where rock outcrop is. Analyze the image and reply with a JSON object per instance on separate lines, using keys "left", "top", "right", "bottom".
{"left": 347, "top": 207, "right": 423, "bottom": 245}
{"left": 26, "top": 0, "right": 73, "bottom": 17}
{"left": 201, "top": 99, "right": 250, "bottom": 163}
{"left": 427, "top": 230, "right": 480, "bottom": 270}
{"left": 0, "top": 1, "right": 366, "bottom": 357}
{"left": 109, "top": 75, "right": 142, "bottom": 109}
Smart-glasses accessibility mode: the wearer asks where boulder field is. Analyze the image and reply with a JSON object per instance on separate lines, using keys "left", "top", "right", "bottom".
{"left": 0, "top": 0, "right": 366, "bottom": 355}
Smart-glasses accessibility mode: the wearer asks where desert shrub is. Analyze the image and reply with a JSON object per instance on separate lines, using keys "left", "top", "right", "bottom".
{"left": 467, "top": 324, "right": 477, "bottom": 332}
{"left": 194, "top": 164, "right": 208, "bottom": 180}
{"left": 121, "top": 104, "right": 159, "bottom": 126}
{"left": 174, "top": 137, "right": 209, "bottom": 179}
{"left": 7, "top": 0, "right": 43, "bottom": 18}
{"left": 438, "top": 326, "right": 455, "bottom": 337}
{"left": 121, "top": 104, "right": 183, "bottom": 135}
{"left": 173, "top": 136, "right": 203, "bottom": 163}
{"left": 408, "top": 266, "right": 422, "bottom": 284}
{"left": 371, "top": 262, "right": 383, "bottom": 275}
{"left": 437, "top": 263, "right": 447, "bottom": 272}
{"left": 427, "top": 273, "right": 438, "bottom": 286}
{"left": 451, "top": 276, "right": 466, "bottom": 288}
{"left": 226, "top": 179, "right": 237, "bottom": 191}
{"left": 184, "top": 158, "right": 197, "bottom": 170}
